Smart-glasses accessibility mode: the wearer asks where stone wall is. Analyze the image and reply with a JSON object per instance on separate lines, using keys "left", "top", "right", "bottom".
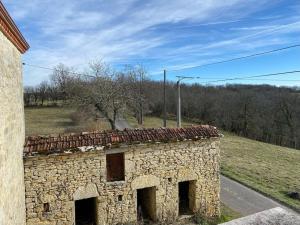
{"left": 24, "top": 139, "right": 220, "bottom": 225}
{"left": 0, "top": 31, "right": 26, "bottom": 225}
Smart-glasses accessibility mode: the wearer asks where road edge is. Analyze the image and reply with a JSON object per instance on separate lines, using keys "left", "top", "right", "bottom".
{"left": 221, "top": 172, "right": 300, "bottom": 214}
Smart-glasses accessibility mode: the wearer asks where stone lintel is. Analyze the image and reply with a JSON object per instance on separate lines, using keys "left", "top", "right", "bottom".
{"left": 131, "top": 175, "right": 160, "bottom": 190}
{"left": 73, "top": 183, "right": 99, "bottom": 201}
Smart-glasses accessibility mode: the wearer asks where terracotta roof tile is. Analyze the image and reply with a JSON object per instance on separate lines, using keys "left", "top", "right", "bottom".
{"left": 24, "top": 126, "right": 220, "bottom": 156}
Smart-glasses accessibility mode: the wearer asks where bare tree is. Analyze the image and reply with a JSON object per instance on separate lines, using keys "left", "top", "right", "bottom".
{"left": 277, "top": 93, "right": 299, "bottom": 148}
{"left": 37, "top": 81, "right": 49, "bottom": 106}
{"left": 51, "top": 64, "right": 73, "bottom": 102}
{"left": 124, "top": 65, "right": 148, "bottom": 125}
{"left": 66, "top": 61, "right": 133, "bottom": 130}
{"left": 24, "top": 86, "right": 34, "bottom": 106}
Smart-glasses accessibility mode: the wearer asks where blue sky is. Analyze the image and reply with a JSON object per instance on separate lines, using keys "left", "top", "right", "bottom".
{"left": 3, "top": 0, "right": 300, "bottom": 86}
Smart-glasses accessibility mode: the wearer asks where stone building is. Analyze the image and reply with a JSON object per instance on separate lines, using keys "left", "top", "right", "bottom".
{"left": 23, "top": 126, "right": 221, "bottom": 225}
{"left": 0, "top": 2, "right": 29, "bottom": 225}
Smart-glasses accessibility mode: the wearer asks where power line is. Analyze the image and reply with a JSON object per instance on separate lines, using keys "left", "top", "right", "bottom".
{"left": 200, "top": 78, "right": 300, "bottom": 82}
{"left": 23, "top": 63, "right": 300, "bottom": 83}
{"left": 199, "top": 78, "right": 300, "bottom": 82}
{"left": 24, "top": 44, "right": 300, "bottom": 76}
{"left": 169, "top": 44, "right": 300, "bottom": 72}
{"left": 22, "top": 63, "right": 96, "bottom": 78}
{"left": 236, "top": 79, "right": 300, "bottom": 81}
{"left": 23, "top": 62, "right": 300, "bottom": 83}
{"left": 206, "top": 70, "right": 300, "bottom": 84}
{"left": 181, "top": 77, "right": 300, "bottom": 81}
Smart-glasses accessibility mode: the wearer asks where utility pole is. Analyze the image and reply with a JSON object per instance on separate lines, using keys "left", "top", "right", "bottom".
{"left": 139, "top": 70, "right": 143, "bottom": 125}
{"left": 163, "top": 69, "right": 167, "bottom": 127}
{"left": 176, "top": 79, "right": 181, "bottom": 128}
{"left": 176, "top": 76, "right": 200, "bottom": 127}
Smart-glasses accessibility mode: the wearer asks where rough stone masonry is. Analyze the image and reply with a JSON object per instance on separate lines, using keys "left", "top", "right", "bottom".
{"left": 0, "top": 2, "right": 29, "bottom": 225}
{"left": 23, "top": 126, "right": 221, "bottom": 225}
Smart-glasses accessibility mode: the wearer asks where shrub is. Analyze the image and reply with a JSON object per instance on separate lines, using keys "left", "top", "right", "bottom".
{"left": 193, "top": 212, "right": 230, "bottom": 225}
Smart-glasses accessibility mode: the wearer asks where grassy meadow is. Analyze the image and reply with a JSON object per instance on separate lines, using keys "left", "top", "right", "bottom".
{"left": 221, "top": 131, "right": 300, "bottom": 211}
{"left": 25, "top": 108, "right": 300, "bottom": 211}
{"left": 126, "top": 115, "right": 194, "bottom": 128}
{"left": 25, "top": 107, "right": 110, "bottom": 136}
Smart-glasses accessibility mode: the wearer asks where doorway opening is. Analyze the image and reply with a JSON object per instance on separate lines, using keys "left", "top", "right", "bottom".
{"left": 178, "top": 181, "right": 196, "bottom": 215}
{"left": 137, "top": 187, "right": 156, "bottom": 222}
{"left": 75, "top": 197, "right": 97, "bottom": 225}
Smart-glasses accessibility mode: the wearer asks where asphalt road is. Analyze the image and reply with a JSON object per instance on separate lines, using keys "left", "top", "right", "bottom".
{"left": 220, "top": 175, "right": 293, "bottom": 216}
{"left": 115, "top": 118, "right": 297, "bottom": 216}
{"left": 115, "top": 117, "right": 131, "bottom": 130}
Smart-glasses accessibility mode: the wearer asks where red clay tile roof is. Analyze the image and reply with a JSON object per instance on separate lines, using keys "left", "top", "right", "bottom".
{"left": 24, "top": 126, "right": 219, "bottom": 156}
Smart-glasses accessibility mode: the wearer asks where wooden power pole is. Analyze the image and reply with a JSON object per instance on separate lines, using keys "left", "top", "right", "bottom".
{"left": 139, "top": 71, "right": 143, "bottom": 125}
{"left": 163, "top": 70, "right": 167, "bottom": 127}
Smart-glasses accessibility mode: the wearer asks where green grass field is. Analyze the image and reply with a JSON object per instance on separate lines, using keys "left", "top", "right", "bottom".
{"left": 127, "top": 116, "right": 300, "bottom": 211}
{"left": 126, "top": 115, "right": 194, "bottom": 128}
{"left": 25, "top": 109, "right": 300, "bottom": 211}
{"left": 221, "top": 131, "right": 300, "bottom": 211}
{"left": 25, "top": 107, "right": 110, "bottom": 136}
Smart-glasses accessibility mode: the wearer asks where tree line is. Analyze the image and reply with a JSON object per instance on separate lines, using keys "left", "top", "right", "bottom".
{"left": 24, "top": 62, "right": 300, "bottom": 149}
{"left": 143, "top": 81, "right": 300, "bottom": 149}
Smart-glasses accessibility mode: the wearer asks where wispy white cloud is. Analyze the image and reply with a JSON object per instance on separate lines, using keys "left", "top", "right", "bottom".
{"left": 2, "top": 0, "right": 300, "bottom": 85}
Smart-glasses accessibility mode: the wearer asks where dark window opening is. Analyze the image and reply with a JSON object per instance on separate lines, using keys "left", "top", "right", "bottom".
{"left": 137, "top": 187, "right": 156, "bottom": 222}
{"left": 75, "top": 198, "right": 97, "bottom": 225}
{"left": 118, "top": 195, "right": 123, "bottom": 202}
{"left": 168, "top": 177, "right": 172, "bottom": 182}
{"left": 178, "top": 181, "right": 196, "bottom": 215}
{"left": 43, "top": 203, "right": 50, "bottom": 213}
{"left": 106, "top": 153, "right": 125, "bottom": 182}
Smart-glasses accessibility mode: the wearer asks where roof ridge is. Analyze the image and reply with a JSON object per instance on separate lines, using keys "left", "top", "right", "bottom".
{"left": 24, "top": 126, "right": 219, "bottom": 156}
{"left": 25, "top": 125, "right": 214, "bottom": 139}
